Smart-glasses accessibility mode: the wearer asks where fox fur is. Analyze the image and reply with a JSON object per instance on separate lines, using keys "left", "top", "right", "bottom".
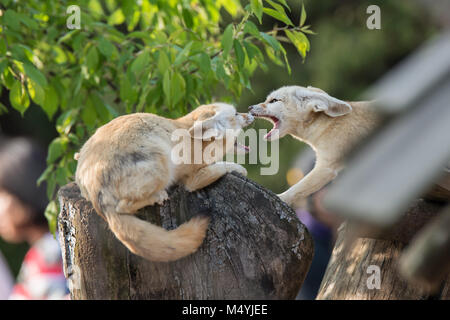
{"left": 249, "top": 85, "right": 380, "bottom": 209}
{"left": 75, "top": 103, "right": 253, "bottom": 262}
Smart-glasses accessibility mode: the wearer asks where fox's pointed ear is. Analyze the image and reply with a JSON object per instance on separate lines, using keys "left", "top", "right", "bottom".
{"left": 188, "top": 117, "right": 224, "bottom": 140}
{"left": 306, "top": 86, "right": 327, "bottom": 94}
{"left": 306, "top": 93, "right": 352, "bottom": 117}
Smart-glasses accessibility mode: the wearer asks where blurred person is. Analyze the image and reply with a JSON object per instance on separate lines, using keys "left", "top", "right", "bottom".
{"left": 0, "top": 137, "right": 68, "bottom": 299}
{"left": 0, "top": 250, "right": 13, "bottom": 299}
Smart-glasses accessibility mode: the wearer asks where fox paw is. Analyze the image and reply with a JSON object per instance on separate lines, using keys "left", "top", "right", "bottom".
{"left": 278, "top": 191, "right": 306, "bottom": 209}
{"left": 225, "top": 163, "right": 247, "bottom": 176}
{"left": 154, "top": 190, "right": 169, "bottom": 205}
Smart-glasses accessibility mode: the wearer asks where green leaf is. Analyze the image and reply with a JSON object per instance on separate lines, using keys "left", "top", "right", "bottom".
{"left": 108, "top": 8, "right": 125, "bottom": 25}
{"left": 10, "top": 81, "right": 30, "bottom": 115}
{"left": 27, "top": 79, "right": 45, "bottom": 106}
{"left": 10, "top": 44, "right": 34, "bottom": 63}
{"left": 260, "top": 32, "right": 282, "bottom": 51}
{"left": 37, "top": 165, "right": 54, "bottom": 187}
{"left": 0, "top": 60, "right": 7, "bottom": 76}
{"left": 3, "top": 10, "right": 20, "bottom": 31}
{"left": 221, "top": 24, "right": 234, "bottom": 59}
{"left": 58, "top": 30, "right": 80, "bottom": 44}
{"left": 243, "top": 41, "right": 263, "bottom": 60}
{"left": 171, "top": 72, "right": 186, "bottom": 106}
{"left": 182, "top": 8, "right": 194, "bottom": 29}
{"left": 54, "top": 166, "right": 70, "bottom": 187}
{"left": 50, "top": 46, "right": 66, "bottom": 64}
{"left": 277, "top": 0, "right": 290, "bottom": 9}
{"left": 120, "top": 76, "right": 138, "bottom": 106}
{"left": 98, "top": 37, "right": 115, "bottom": 58}
{"left": 91, "top": 92, "right": 112, "bottom": 123}
{"left": 47, "top": 137, "right": 68, "bottom": 164}
{"left": 163, "top": 70, "right": 172, "bottom": 107}
{"left": 266, "top": 0, "right": 289, "bottom": 15}
{"left": 46, "top": 175, "right": 56, "bottom": 201}
{"left": 233, "top": 40, "right": 246, "bottom": 69}
{"left": 157, "top": 51, "right": 171, "bottom": 75}
{"left": 301, "top": 26, "right": 317, "bottom": 35}
{"left": 86, "top": 47, "right": 99, "bottom": 73}
{"left": 2, "top": 68, "right": 15, "bottom": 89}
{"left": 131, "top": 51, "right": 150, "bottom": 74}
{"left": 126, "top": 31, "right": 150, "bottom": 40}
{"left": 250, "top": 0, "right": 263, "bottom": 24}
{"left": 56, "top": 109, "right": 78, "bottom": 135}
{"left": 0, "top": 39, "right": 6, "bottom": 56}
{"left": 42, "top": 86, "right": 59, "bottom": 120}
{"left": 44, "top": 201, "right": 58, "bottom": 235}
{"left": 284, "top": 30, "right": 310, "bottom": 58}
{"left": 300, "top": 2, "right": 307, "bottom": 27}
{"left": 195, "top": 53, "right": 212, "bottom": 74}
{"left": 262, "top": 8, "right": 293, "bottom": 26}
{"left": 162, "top": 71, "right": 186, "bottom": 108}
{"left": 265, "top": 46, "right": 284, "bottom": 66}
{"left": 173, "top": 41, "right": 193, "bottom": 66}
{"left": 16, "top": 12, "right": 39, "bottom": 30}
{"left": 243, "top": 21, "right": 260, "bottom": 38}
{"left": 81, "top": 97, "right": 97, "bottom": 128}
{"left": 23, "top": 63, "right": 48, "bottom": 87}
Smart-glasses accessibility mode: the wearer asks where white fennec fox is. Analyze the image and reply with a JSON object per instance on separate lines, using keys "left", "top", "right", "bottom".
{"left": 249, "top": 85, "right": 380, "bottom": 209}
{"left": 75, "top": 103, "right": 253, "bottom": 262}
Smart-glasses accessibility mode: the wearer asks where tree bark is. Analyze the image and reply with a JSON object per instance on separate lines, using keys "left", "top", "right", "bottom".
{"left": 399, "top": 206, "right": 450, "bottom": 292}
{"left": 316, "top": 199, "right": 449, "bottom": 300}
{"left": 58, "top": 172, "right": 313, "bottom": 300}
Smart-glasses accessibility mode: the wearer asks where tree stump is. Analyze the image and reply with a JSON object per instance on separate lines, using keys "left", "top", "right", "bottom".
{"left": 316, "top": 199, "right": 449, "bottom": 300}
{"left": 58, "top": 172, "right": 313, "bottom": 300}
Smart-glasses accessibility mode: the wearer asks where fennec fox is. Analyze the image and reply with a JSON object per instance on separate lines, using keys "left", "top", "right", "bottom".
{"left": 249, "top": 85, "right": 380, "bottom": 209}
{"left": 75, "top": 103, "right": 253, "bottom": 262}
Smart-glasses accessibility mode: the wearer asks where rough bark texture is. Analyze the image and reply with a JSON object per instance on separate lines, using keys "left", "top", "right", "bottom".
{"left": 316, "top": 199, "right": 449, "bottom": 300}
{"left": 399, "top": 206, "right": 450, "bottom": 292}
{"left": 58, "top": 172, "right": 313, "bottom": 300}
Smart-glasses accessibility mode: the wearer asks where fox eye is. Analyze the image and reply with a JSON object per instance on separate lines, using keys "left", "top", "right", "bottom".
{"left": 269, "top": 98, "right": 279, "bottom": 104}
{"left": 235, "top": 112, "right": 238, "bottom": 116}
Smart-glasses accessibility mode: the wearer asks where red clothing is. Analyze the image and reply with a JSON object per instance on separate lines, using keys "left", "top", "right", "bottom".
{"left": 9, "top": 233, "right": 68, "bottom": 299}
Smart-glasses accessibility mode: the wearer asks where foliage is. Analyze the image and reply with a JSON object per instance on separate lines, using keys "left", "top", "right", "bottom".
{"left": 0, "top": 0, "right": 311, "bottom": 232}
{"left": 239, "top": 0, "right": 436, "bottom": 194}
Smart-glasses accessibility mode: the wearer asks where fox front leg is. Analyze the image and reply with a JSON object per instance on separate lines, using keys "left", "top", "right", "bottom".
{"left": 184, "top": 162, "right": 247, "bottom": 192}
{"left": 278, "top": 165, "right": 338, "bottom": 209}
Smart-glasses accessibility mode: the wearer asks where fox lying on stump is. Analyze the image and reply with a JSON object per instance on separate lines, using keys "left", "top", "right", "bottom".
{"left": 75, "top": 103, "right": 253, "bottom": 262}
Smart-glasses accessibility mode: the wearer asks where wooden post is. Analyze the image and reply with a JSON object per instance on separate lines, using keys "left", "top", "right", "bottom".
{"left": 316, "top": 199, "right": 450, "bottom": 300}
{"left": 58, "top": 173, "right": 314, "bottom": 300}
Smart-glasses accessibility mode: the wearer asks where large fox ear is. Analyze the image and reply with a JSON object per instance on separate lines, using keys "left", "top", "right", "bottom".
{"left": 306, "top": 86, "right": 327, "bottom": 94}
{"left": 188, "top": 114, "right": 224, "bottom": 140}
{"left": 306, "top": 91, "right": 352, "bottom": 117}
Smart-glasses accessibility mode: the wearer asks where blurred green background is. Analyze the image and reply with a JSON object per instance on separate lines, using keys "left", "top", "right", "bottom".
{"left": 0, "top": 0, "right": 438, "bottom": 277}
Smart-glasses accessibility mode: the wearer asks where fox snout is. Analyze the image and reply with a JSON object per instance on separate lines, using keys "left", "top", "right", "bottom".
{"left": 248, "top": 104, "right": 266, "bottom": 115}
{"left": 243, "top": 113, "right": 255, "bottom": 125}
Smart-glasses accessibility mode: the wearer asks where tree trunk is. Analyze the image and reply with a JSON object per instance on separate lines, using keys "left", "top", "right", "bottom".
{"left": 58, "top": 172, "right": 313, "bottom": 300}
{"left": 316, "top": 199, "right": 449, "bottom": 300}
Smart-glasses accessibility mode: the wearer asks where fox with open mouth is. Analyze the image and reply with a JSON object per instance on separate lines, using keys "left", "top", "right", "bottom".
{"left": 249, "top": 85, "right": 380, "bottom": 209}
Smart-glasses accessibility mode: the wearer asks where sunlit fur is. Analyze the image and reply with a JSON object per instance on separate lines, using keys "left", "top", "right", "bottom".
{"left": 249, "top": 85, "right": 380, "bottom": 209}
{"left": 75, "top": 103, "right": 253, "bottom": 262}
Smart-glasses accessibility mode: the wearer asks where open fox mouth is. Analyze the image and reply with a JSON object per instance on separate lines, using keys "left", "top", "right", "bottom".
{"left": 253, "top": 114, "right": 280, "bottom": 140}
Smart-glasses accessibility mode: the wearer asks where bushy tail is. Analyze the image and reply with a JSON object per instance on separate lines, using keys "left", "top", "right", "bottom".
{"left": 104, "top": 211, "right": 210, "bottom": 262}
